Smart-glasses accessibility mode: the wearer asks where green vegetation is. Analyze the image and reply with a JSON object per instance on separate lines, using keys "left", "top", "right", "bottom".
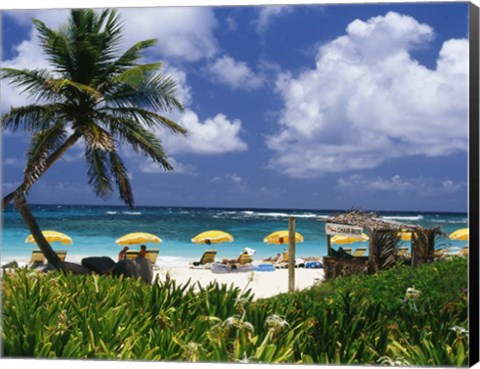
{"left": 2, "top": 257, "right": 468, "bottom": 365}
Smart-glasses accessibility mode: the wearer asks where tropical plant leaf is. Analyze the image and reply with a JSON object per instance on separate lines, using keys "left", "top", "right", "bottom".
{"left": 84, "top": 146, "right": 113, "bottom": 198}
{"left": 1, "top": 104, "right": 65, "bottom": 132}
{"left": 0, "top": 68, "right": 60, "bottom": 102}
{"left": 23, "top": 123, "right": 67, "bottom": 187}
{"left": 80, "top": 123, "right": 116, "bottom": 151}
{"left": 98, "top": 107, "right": 187, "bottom": 134}
{"left": 108, "top": 151, "right": 134, "bottom": 208}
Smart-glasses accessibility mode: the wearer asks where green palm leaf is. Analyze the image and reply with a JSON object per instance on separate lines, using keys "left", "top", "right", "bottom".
{"left": 23, "top": 124, "right": 67, "bottom": 188}
{"left": 0, "top": 68, "right": 60, "bottom": 102}
{"left": 85, "top": 146, "right": 113, "bottom": 199}
{"left": 108, "top": 152, "right": 134, "bottom": 207}
{"left": 1, "top": 104, "right": 65, "bottom": 132}
{"left": 103, "top": 73, "right": 184, "bottom": 112}
{"left": 98, "top": 107, "right": 187, "bottom": 134}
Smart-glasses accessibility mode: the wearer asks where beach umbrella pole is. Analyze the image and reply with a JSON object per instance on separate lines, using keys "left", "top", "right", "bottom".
{"left": 288, "top": 217, "right": 296, "bottom": 293}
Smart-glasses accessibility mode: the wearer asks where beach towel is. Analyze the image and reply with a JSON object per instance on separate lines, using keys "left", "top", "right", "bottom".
{"left": 305, "top": 261, "right": 323, "bottom": 269}
{"left": 211, "top": 263, "right": 254, "bottom": 274}
{"left": 253, "top": 263, "right": 276, "bottom": 272}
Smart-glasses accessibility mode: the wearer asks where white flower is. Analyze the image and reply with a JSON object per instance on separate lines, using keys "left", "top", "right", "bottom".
{"left": 450, "top": 325, "right": 469, "bottom": 337}
{"left": 405, "top": 286, "right": 421, "bottom": 300}
{"left": 378, "top": 355, "right": 411, "bottom": 366}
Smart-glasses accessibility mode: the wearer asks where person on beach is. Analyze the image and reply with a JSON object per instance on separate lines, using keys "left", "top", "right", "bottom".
{"left": 118, "top": 246, "right": 129, "bottom": 261}
{"left": 263, "top": 253, "right": 281, "bottom": 262}
{"left": 139, "top": 245, "right": 147, "bottom": 257}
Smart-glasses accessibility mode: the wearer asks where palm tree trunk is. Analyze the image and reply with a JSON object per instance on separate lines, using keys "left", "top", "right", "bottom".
{"left": 13, "top": 193, "right": 62, "bottom": 267}
{"left": 2, "top": 132, "right": 82, "bottom": 209}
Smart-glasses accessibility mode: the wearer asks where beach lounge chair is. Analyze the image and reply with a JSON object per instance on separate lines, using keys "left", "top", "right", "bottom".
{"left": 343, "top": 248, "right": 352, "bottom": 255}
{"left": 191, "top": 250, "right": 217, "bottom": 268}
{"left": 274, "top": 251, "right": 291, "bottom": 268}
{"left": 125, "top": 250, "right": 140, "bottom": 259}
{"left": 123, "top": 249, "right": 159, "bottom": 268}
{"left": 461, "top": 246, "right": 469, "bottom": 257}
{"left": 145, "top": 249, "right": 160, "bottom": 264}
{"left": 262, "top": 253, "right": 281, "bottom": 263}
{"left": 29, "top": 250, "right": 46, "bottom": 267}
{"left": 55, "top": 250, "right": 67, "bottom": 261}
{"left": 352, "top": 248, "right": 367, "bottom": 257}
{"left": 433, "top": 249, "right": 447, "bottom": 259}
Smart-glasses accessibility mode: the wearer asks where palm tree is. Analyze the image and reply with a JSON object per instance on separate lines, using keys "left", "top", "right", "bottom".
{"left": 1, "top": 9, "right": 186, "bottom": 268}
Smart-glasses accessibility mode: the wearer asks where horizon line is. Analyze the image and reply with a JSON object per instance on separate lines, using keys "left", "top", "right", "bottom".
{"left": 3, "top": 202, "right": 468, "bottom": 215}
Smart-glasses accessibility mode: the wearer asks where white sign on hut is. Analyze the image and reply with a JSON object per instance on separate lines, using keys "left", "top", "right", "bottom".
{"left": 325, "top": 223, "right": 364, "bottom": 237}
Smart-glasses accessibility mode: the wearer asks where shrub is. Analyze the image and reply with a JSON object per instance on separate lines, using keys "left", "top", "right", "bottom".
{"left": 1, "top": 258, "right": 468, "bottom": 365}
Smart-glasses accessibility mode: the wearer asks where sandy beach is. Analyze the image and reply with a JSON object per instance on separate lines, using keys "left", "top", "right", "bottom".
{"left": 154, "top": 265, "right": 325, "bottom": 299}
{"left": 1, "top": 254, "right": 325, "bottom": 299}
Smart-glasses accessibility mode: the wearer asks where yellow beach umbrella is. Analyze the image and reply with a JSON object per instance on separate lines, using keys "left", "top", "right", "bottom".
{"left": 331, "top": 233, "right": 369, "bottom": 245}
{"left": 449, "top": 228, "right": 469, "bottom": 241}
{"left": 115, "top": 232, "right": 162, "bottom": 246}
{"left": 191, "top": 230, "right": 234, "bottom": 244}
{"left": 263, "top": 230, "right": 304, "bottom": 245}
{"left": 25, "top": 230, "right": 73, "bottom": 245}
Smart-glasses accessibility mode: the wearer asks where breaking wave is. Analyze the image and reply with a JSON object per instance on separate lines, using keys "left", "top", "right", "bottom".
{"left": 382, "top": 215, "right": 424, "bottom": 221}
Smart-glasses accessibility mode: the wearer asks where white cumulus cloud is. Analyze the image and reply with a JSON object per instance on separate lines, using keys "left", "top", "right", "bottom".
{"left": 139, "top": 157, "right": 197, "bottom": 175}
{"left": 161, "top": 110, "right": 248, "bottom": 155}
{"left": 254, "top": 5, "right": 293, "bottom": 34}
{"left": 1, "top": 28, "right": 53, "bottom": 112}
{"left": 338, "top": 174, "right": 464, "bottom": 196}
{"left": 119, "top": 7, "right": 218, "bottom": 62}
{"left": 207, "top": 55, "right": 264, "bottom": 90}
{"left": 266, "top": 12, "right": 468, "bottom": 178}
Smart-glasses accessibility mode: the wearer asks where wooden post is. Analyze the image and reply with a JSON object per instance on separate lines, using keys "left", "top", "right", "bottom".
{"left": 411, "top": 231, "right": 417, "bottom": 266}
{"left": 327, "top": 234, "right": 332, "bottom": 256}
{"left": 288, "top": 217, "right": 296, "bottom": 293}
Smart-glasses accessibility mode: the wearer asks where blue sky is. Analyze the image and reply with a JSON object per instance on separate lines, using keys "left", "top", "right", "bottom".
{"left": 1, "top": 1, "right": 470, "bottom": 212}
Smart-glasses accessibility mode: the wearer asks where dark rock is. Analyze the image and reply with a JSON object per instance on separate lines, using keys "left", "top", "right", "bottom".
{"left": 81, "top": 256, "right": 116, "bottom": 274}
{"left": 59, "top": 261, "right": 92, "bottom": 274}
{"left": 35, "top": 263, "right": 58, "bottom": 273}
{"left": 2, "top": 260, "right": 18, "bottom": 269}
{"left": 135, "top": 256, "right": 153, "bottom": 284}
{"left": 111, "top": 257, "right": 153, "bottom": 284}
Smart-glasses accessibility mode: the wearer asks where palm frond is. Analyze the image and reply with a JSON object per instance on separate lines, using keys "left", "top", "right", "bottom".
{"left": 84, "top": 146, "right": 113, "bottom": 199}
{"left": 67, "top": 9, "right": 123, "bottom": 83}
{"left": 0, "top": 68, "right": 61, "bottom": 102}
{"left": 103, "top": 73, "right": 184, "bottom": 113}
{"left": 79, "top": 123, "right": 116, "bottom": 151}
{"left": 98, "top": 107, "right": 187, "bottom": 135}
{"left": 373, "top": 231, "right": 400, "bottom": 269}
{"left": 99, "top": 39, "right": 158, "bottom": 81}
{"left": 112, "top": 63, "right": 163, "bottom": 88}
{"left": 108, "top": 151, "right": 134, "bottom": 208}
{"left": 32, "top": 19, "right": 75, "bottom": 76}
{"left": 23, "top": 124, "right": 67, "bottom": 188}
{"left": 44, "top": 79, "right": 101, "bottom": 100}
{"left": 99, "top": 115, "right": 174, "bottom": 171}
{"left": 1, "top": 104, "right": 65, "bottom": 132}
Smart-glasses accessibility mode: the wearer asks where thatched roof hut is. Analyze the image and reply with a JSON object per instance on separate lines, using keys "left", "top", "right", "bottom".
{"left": 319, "top": 210, "right": 443, "bottom": 278}
{"left": 322, "top": 209, "right": 426, "bottom": 232}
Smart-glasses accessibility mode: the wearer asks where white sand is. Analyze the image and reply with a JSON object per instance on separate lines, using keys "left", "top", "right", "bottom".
{"left": 153, "top": 266, "right": 325, "bottom": 299}
{"left": 1, "top": 255, "right": 325, "bottom": 299}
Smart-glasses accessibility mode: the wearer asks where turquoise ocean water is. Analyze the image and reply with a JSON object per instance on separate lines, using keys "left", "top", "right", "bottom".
{"left": 1, "top": 205, "right": 468, "bottom": 266}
